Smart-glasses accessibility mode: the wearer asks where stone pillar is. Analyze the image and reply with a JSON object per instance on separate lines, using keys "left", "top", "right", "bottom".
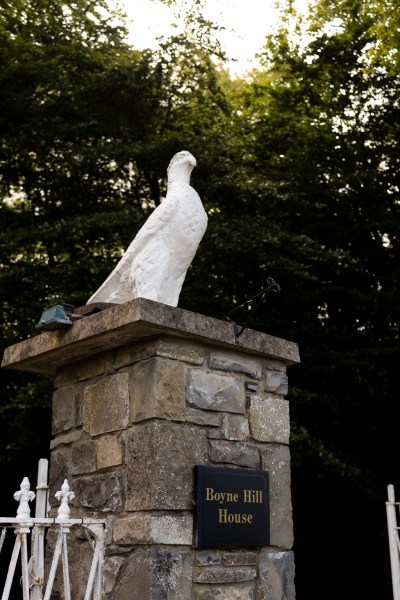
{"left": 2, "top": 298, "right": 300, "bottom": 600}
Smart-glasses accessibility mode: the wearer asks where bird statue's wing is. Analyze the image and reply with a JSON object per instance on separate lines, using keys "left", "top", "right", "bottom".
{"left": 87, "top": 196, "right": 177, "bottom": 304}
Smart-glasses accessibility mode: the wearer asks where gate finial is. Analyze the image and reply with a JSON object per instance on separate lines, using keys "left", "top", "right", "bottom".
{"left": 55, "top": 479, "right": 75, "bottom": 520}
{"left": 14, "top": 477, "right": 35, "bottom": 520}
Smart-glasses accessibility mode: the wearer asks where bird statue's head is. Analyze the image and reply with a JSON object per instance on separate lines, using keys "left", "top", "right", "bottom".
{"left": 167, "top": 150, "right": 197, "bottom": 184}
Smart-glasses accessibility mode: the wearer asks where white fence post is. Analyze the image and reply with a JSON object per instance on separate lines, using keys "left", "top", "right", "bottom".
{"left": 387, "top": 484, "right": 400, "bottom": 600}
{"left": 30, "top": 458, "right": 49, "bottom": 600}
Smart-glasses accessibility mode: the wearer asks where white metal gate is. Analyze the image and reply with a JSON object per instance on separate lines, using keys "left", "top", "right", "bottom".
{"left": 0, "top": 459, "right": 106, "bottom": 599}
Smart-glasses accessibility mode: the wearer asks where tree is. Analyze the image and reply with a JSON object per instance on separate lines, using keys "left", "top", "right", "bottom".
{"left": 226, "top": 1, "right": 400, "bottom": 597}
{"left": 0, "top": 0, "right": 165, "bottom": 511}
{"left": 0, "top": 0, "right": 232, "bottom": 513}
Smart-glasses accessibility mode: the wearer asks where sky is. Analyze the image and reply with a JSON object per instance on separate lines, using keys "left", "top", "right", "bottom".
{"left": 118, "top": 0, "right": 308, "bottom": 75}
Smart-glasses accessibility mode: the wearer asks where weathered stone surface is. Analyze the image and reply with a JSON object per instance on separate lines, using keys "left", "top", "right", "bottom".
{"left": 72, "top": 471, "right": 123, "bottom": 512}
{"left": 125, "top": 421, "right": 208, "bottom": 510}
{"left": 50, "top": 428, "right": 82, "bottom": 449}
{"left": 48, "top": 447, "right": 71, "bottom": 501}
{"left": 208, "top": 440, "right": 260, "bottom": 468}
{"left": 83, "top": 373, "right": 129, "bottom": 436}
{"left": 96, "top": 435, "right": 123, "bottom": 469}
{"left": 221, "top": 552, "right": 258, "bottom": 566}
{"left": 103, "top": 556, "right": 125, "bottom": 594}
{"left": 265, "top": 370, "right": 288, "bottom": 395}
{"left": 209, "top": 351, "right": 262, "bottom": 379}
{"left": 187, "top": 370, "right": 245, "bottom": 414}
{"left": 113, "top": 513, "right": 192, "bottom": 545}
{"left": 54, "top": 356, "right": 106, "bottom": 387}
{"left": 128, "top": 357, "right": 186, "bottom": 422}
{"left": 110, "top": 549, "right": 193, "bottom": 600}
{"left": 261, "top": 445, "right": 293, "bottom": 549}
{"left": 265, "top": 359, "right": 287, "bottom": 371}
{"left": 221, "top": 414, "right": 250, "bottom": 441}
{"left": 193, "top": 582, "right": 255, "bottom": 600}
{"left": 245, "top": 381, "right": 259, "bottom": 392}
{"left": 115, "top": 336, "right": 205, "bottom": 369}
{"left": 207, "top": 429, "right": 222, "bottom": 439}
{"left": 108, "top": 552, "right": 150, "bottom": 600}
{"left": 193, "top": 566, "right": 257, "bottom": 584}
{"left": 196, "top": 551, "right": 222, "bottom": 566}
{"left": 70, "top": 439, "right": 97, "bottom": 474}
{"left": 52, "top": 383, "right": 83, "bottom": 434}
{"left": 185, "top": 407, "right": 221, "bottom": 427}
{"left": 256, "top": 550, "right": 296, "bottom": 600}
{"left": 248, "top": 395, "right": 290, "bottom": 444}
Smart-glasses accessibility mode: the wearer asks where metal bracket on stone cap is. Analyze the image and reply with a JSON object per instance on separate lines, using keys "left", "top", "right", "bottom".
{"left": 223, "top": 277, "right": 281, "bottom": 339}
{"left": 35, "top": 302, "right": 116, "bottom": 332}
{"left": 35, "top": 304, "right": 76, "bottom": 332}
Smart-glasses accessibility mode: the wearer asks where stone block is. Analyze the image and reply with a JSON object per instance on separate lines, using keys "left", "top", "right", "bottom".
{"left": 103, "top": 556, "right": 125, "bottom": 594}
{"left": 115, "top": 336, "right": 205, "bottom": 368}
{"left": 125, "top": 421, "right": 208, "bottom": 510}
{"left": 208, "top": 440, "right": 260, "bottom": 469}
{"left": 96, "top": 435, "right": 123, "bottom": 469}
{"left": 186, "top": 370, "right": 245, "bottom": 414}
{"left": 52, "top": 384, "right": 83, "bottom": 434}
{"left": 207, "top": 429, "right": 222, "bottom": 439}
{"left": 221, "top": 552, "right": 258, "bottom": 566}
{"left": 128, "top": 357, "right": 186, "bottom": 422}
{"left": 246, "top": 381, "right": 259, "bottom": 392}
{"left": 48, "top": 447, "right": 71, "bottom": 502}
{"left": 209, "top": 351, "right": 262, "bottom": 379}
{"left": 261, "top": 445, "right": 293, "bottom": 549}
{"left": 248, "top": 396, "right": 290, "bottom": 444}
{"left": 192, "top": 566, "right": 257, "bottom": 584}
{"left": 111, "top": 549, "right": 193, "bottom": 600}
{"left": 50, "top": 428, "right": 82, "bottom": 449}
{"left": 54, "top": 355, "right": 106, "bottom": 386}
{"left": 70, "top": 439, "right": 97, "bottom": 475}
{"left": 193, "top": 583, "right": 255, "bottom": 600}
{"left": 221, "top": 414, "right": 249, "bottom": 441}
{"left": 83, "top": 373, "right": 129, "bottom": 436}
{"left": 72, "top": 471, "right": 123, "bottom": 512}
{"left": 265, "top": 359, "right": 287, "bottom": 371}
{"left": 185, "top": 407, "right": 221, "bottom": 427}
{"left": 256, "top": 550, "right": 296, "bottom": 600}
{"left": 265, "top": 370, "right": 288, "bottom": 395}
{"left": 113, "top": 513, "right": 193, "bottom": 545}
{"left": 196, "top": 551, "right": 222, "bottom": 566}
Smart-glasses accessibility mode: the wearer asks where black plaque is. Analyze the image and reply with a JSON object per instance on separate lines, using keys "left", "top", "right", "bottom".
{"left": 194, "top": 465, "right": 270, "bottom": 548}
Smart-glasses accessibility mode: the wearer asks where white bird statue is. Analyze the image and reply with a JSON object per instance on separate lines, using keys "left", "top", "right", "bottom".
{"left": 86, "top": 150, "right": 208, "bottom": 307}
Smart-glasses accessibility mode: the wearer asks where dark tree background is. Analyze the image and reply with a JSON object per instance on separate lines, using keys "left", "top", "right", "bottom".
{"left": 1, "top": 0, "right": 399, "bottom": 598}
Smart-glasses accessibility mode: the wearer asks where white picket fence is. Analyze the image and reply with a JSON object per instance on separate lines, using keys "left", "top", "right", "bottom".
{"left": 0, "top": 459, "right": 106, "bottom": 599}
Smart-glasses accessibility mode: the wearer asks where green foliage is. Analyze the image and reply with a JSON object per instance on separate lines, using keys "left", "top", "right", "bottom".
{"left": 0, "top": 0, "right": 232, "bottom": 514}
{"left": 238, "top": 2, "right": 400, "bottom": 597}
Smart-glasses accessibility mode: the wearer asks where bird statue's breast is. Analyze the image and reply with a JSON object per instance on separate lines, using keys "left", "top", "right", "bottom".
{"left": 165, "top": 183, "right": 207, "bottom": 246}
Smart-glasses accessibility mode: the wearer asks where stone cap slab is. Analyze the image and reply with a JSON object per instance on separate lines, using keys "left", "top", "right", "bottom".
{"left": 1, "top": 298, "right": 300, "bottom": 376}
